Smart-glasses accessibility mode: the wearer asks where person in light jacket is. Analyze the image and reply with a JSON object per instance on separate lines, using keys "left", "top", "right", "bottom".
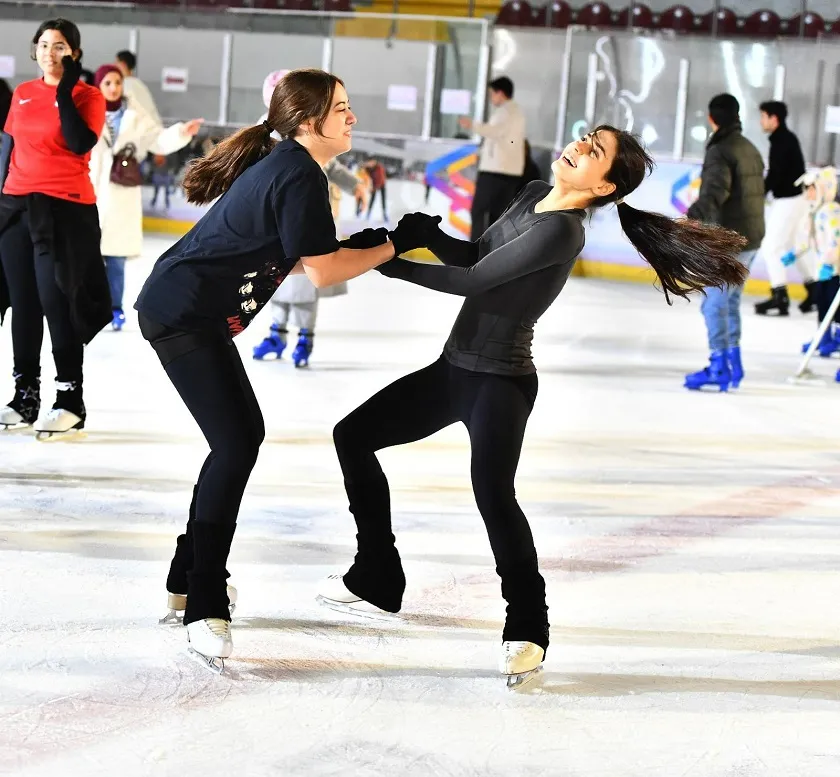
{"left": 459, "top": 76, "right": 526, "bottom": 241}
{"left": 89, "top": 64, "right": 202, "bottom": 330}
{"left": 252, "top": 70, "right": 366, "bottom": 367}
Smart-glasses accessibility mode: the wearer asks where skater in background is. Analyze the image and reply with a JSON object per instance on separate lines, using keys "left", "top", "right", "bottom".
{"left": 781, "top": 168, "right": 840, "bottom": 357}
{"left": 0, "top": 19, "right": 110, "bottom": 439}
{"left": 355, "top": 161, "right": 371, "bottom": 216}
{"left": 754, "top": 100, "right": 809, "bottom": 316}
{"left": 135, "top": 69, "right": 426, "bottom": 672}
{"left": 365, "top": 158, "right": 388, "bottom": 222}
{"left": 459, "top": 76, "right": 526, "bottom": 241}
{"left": 89, "top": 64, "right": 202, "bottom": 332}
{"left": 318, "top": 125, "right": 750, "bottom": 686}
{"left": 685, "top": 94, "right": 765, "bottom": 393}
{"left": 253, "top": 69, "right": 369, "bottom": 367}
{"left": 114, "top": 49, "right": 161, "bottom": 125}
{"left": 149, "top": 154, "right": 176, "bottom": 210}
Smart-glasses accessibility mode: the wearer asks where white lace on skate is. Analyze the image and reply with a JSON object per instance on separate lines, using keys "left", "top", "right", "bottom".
{"left": 316, "top": 574, "right": 397, "bottom": 621}
{"left": 501, "top": 641, "right": 545, "bottom": 690}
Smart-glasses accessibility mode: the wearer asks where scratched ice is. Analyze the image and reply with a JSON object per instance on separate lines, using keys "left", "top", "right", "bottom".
{"left": 1, "top": 236, "right": 839, "bottom": 776}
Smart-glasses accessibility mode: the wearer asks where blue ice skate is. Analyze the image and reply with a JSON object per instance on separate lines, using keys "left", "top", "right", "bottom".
{"left": 253, "top": 325, "right": 287, "bottom": 361}
{"left": 111, "top": 309, "right": 126, "bottom": 332}
{"left": 726, "top": 346, "right": 743, "bottom": 389}
{"left": 684, "top": 350, "right": 731, "bottom": 392}
{"left": 292, "top": 329, "right": 314, "bottom": 368}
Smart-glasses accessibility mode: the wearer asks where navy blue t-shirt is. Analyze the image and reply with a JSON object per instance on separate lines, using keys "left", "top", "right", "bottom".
{"left": 135, "top": 139, "right": 340, "bottom": 336}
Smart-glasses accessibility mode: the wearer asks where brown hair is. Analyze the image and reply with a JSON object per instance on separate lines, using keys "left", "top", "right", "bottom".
{"left": 183, "top": 69, "right": 345, "bottom": 205}
{"left": 588, "top": 124, "right": 748, "bottom": 303}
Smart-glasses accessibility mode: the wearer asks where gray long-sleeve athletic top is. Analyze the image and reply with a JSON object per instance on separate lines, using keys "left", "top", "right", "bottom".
{"left": 378, "top": 181, "right": 585, "bottom": 376}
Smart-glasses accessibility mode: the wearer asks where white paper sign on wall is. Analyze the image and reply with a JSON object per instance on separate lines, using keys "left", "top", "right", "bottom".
{"left": 0, "top": 56, "right": 15, "bottom": 79}
{"left": 825, "top": 105, "right": 840, "bottom": 134}
{"left": 387, "top": 84, "right": 417, "bottom": 112}
{"left": 440, "top": 88, "right": 471, "bottom": 116}
{"left": 161, "top": 67, "right": 189, "bottom": 93}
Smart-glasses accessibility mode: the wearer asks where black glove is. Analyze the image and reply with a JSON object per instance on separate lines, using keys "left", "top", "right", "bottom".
{"left": 340, "top": 227, "right": 389, "bottom": 250}
{"left": 389, "top": 213, "right": 442, "bottom": 255}
{"left": 58, "top": 56, "right": 82, "bottom": 94}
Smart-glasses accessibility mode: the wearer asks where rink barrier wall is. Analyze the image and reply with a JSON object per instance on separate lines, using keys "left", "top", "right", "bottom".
{"left": 141, "top": 215, "right": 806, "bottom": 300}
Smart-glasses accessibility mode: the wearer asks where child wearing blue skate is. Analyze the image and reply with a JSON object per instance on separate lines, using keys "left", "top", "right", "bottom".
{"left": 782, "top": 168, "right": 840, "bottom": 359}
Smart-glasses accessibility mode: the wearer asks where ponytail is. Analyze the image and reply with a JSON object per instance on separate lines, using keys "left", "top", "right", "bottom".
{"left": 616, "top": 202, "right": 749, "bottom": 304}
{"left": 182, "top": 124, "right": 275, "bottom": 205}
{"left": 182, "top": 68, "right": 344, "bottom": 205}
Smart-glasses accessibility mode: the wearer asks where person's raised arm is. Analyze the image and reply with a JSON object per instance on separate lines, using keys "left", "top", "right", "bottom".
{"left": 56, "top": 57, "right": 104, "bottom": 155}
{"left": 377, "top": 218, "right": 579, "bottom": 297}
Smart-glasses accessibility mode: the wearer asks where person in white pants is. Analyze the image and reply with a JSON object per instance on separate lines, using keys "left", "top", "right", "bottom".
{"left": 754, "top": 101, "right": 810, "bottom": 316}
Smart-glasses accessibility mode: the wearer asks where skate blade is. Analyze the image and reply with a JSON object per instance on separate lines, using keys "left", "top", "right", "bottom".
{"left": 159, "top": 610, "right": 184, "bottom": 625}
{"left": 1, "top": 423, "right": 33, "bottom": 433}
{"left": 316, "top": 595, "right": 398, "bottom": 622}
{"left": 505, "top": 665, "right": 544, "bottom": 690}
{"left": 35, "top": 429, "right": 87, "bottom": 442}
{"left": 187, "top": 647, "right": 225, "bottom": 674}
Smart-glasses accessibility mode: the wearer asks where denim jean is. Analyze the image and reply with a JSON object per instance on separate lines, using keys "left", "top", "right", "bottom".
{"left": 700, "top": 249, "right": 757, "bottom": 351}
{"left": 104, "top": 256, "right": 127, "bottom": 311}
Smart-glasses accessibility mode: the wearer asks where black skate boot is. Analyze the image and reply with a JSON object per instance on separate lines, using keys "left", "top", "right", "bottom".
{"left": 755, "top": 286, "right": 790, "bottom": 316}
{"left": 799, "top": 281, "right": 818, "bottom": 314}
{"left": 0, "top": 368, "right": 40, "bottom": 430}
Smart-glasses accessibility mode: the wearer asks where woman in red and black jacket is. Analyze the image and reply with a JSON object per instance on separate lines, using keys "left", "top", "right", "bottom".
{"left": 0, "top": 18, "right": 110, "bottom": 439}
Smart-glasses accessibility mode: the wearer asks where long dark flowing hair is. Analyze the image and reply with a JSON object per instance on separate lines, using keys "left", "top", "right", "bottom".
{"left": 590, "top": 124, "right": 748, "bottom": 303}
{"left": 183, "top": 69, "right": 344, "bottom": 205}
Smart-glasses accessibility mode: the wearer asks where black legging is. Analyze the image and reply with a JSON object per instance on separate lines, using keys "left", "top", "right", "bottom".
{"left": 140, "top": 315, "right": 264, "bottom": 625}
{"left": 333, "top": 356, "right": 549, "bottom": 652}
{"left": 366, "top": 185, "right": 388, "bottom": 220}
{"left": 0, "top": 210, "right": 82, "bottom": 382}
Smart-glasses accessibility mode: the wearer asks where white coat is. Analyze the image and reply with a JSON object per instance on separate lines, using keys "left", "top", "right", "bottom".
{"left": 89, "top": 97, "right": 191, "bottom": 258}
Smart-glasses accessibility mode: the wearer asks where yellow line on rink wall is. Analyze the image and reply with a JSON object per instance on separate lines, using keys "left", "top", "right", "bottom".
{"left": 143, "top": 219, "right": 806, "bottom": 300}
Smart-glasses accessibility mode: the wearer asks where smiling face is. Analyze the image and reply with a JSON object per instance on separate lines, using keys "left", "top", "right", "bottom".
{"left": 301, "top": 82, "right": 357, "bottom": 157}
{"left": 35, "top": 28, "right": 76, "bottom": 81}
{"left": 99, "top": 71, "right": 124, "bottom": 103}
{"left": 551, "top": 130, "right": 619, "bottom": 202}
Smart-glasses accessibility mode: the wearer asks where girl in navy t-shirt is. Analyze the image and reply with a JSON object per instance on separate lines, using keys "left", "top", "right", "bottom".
{"left": 135, "top": 69, "right": 425, "bottom": 671}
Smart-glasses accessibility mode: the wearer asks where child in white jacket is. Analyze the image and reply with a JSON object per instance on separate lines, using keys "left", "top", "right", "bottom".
{"left": 781, "top": 167, "right": 840, "bottom": 356}
{"left": 89, "top": 64, "right": 202, "bottom": 330}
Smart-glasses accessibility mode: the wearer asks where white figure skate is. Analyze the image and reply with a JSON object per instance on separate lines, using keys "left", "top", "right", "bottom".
{"left": 186, "top": 618, "right": 232, "bottom": 674}
{"left": 0, "top": 406, "right": 32, "bottom": 432}
{"left": 501, "top": 641, "right": 545, "bottom": 689}
{"left": 34, "top": 408, "right": 85, "bottom": 441}
{"left": 316, "top": 574, "right": 396, "bottom": 621}
{"left": 160, "top": 585, "right": 238, "bottom": 625}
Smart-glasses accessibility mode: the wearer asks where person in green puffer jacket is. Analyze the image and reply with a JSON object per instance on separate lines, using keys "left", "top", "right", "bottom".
{"left": 685, "top": 93, "right": 766, "bottom": 392}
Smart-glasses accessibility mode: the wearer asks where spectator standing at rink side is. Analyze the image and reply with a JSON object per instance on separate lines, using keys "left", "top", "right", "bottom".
{"left": 459, "top": 76, "right": 526, "bottom": 241}
{"left": 115, "top": 50, "right": 162, "bottom": 125}
{"left": 0, "top": 19, "right": 110, "bottom": 439}
{"left": 754, "top": 100, "right": 809, "bottom": 316}
{"left": 89, "top": 64, "right": 202, "bottom": 332}
{"left": 685, "top": 94, "right": 766, "bottom": 393}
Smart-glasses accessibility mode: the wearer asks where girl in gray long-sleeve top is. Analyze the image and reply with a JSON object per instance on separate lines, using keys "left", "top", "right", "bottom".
{"left": 319, "top": 124, "right": 748, "bottom": 686}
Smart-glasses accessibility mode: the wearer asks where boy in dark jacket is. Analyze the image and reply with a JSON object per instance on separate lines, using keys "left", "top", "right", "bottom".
{"left": 685, "top": 93, "right": 766, "bottom": 392}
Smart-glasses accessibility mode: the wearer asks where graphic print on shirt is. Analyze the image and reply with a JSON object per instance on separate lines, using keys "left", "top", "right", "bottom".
{"left": 226, "top": 260, "right": 293, "bottom": 336}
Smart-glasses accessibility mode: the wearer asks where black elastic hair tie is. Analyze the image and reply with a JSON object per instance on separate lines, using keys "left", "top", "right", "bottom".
{"left": 263, "top": 120, "right": 273, "bottom": 134}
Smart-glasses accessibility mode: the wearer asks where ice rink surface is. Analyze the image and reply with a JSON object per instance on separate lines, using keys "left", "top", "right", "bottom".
{"left": 1, "top": 236, "right": 839, "bottom": 776}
